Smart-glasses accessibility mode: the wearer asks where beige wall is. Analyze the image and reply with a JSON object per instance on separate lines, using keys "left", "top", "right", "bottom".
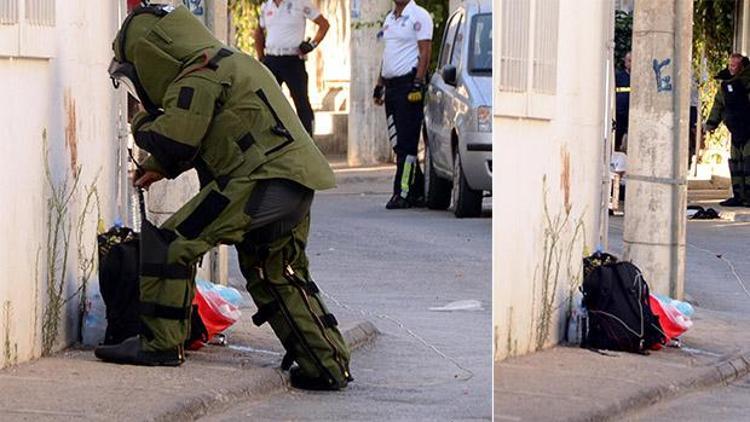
{"left": 493, "top": 0, "right": 612, "bottom": 361}
{"left": 0, "top": 1, "right": 123, "bottom": 366}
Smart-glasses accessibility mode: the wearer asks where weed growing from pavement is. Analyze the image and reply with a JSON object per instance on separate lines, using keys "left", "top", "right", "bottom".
{"left": 3, "top": 301, "right": 18, "bottom": 367}
{"left": 533, "top": 176, "right": 586, "bottom": 350}
{"left": 40, "top": 130, "right": 101, "bottom": 355}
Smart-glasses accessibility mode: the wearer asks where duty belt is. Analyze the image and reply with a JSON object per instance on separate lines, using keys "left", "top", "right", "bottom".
{"left": 265, "top": 47, "right": 300, "bottom": 56}
{"left": 382, "top": 73, "right": 414, "bottom": 88}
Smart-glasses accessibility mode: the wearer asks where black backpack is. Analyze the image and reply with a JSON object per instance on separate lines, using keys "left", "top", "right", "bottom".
{"left": 581, "top": 257, "right": 666, "bottom": 353}
{"left": 97, "top": 226, "right": 142, "bottom": 345}
{"left": 96, "top": 188, "right": 208, "bottom": 347}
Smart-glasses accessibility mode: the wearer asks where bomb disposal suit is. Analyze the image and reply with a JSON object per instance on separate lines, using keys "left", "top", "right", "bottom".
{"left": 95, "top": 4, "right": 351, "bottom": 391}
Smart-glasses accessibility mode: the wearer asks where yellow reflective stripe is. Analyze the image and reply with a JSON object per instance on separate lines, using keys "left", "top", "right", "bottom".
{"left": 615, "top": 87, "right": 631, "bottom": 93}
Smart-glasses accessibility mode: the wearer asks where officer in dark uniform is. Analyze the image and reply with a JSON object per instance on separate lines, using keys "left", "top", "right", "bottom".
{"left": 706, "top": 54, "right": 750, "bottom": 207}
{"left": 373, "top": 0, "right": 433, "bottom": 209}
{"left": 253, "top": 0, "right": 329, "bottom": 135}
{"left": 95, "top": 4, "right": 351, "bottom": 391}
{"left": 615, "top": 51, "right": 631, "bottom": 152}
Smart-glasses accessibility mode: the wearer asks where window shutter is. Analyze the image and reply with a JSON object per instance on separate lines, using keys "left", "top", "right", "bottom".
{"left": 20, "top": 0, "right": 56, "bottom": 58}
{"left": 0, "top": 0, "right": 19, "bottom": 55}
{"left": 498, "top": 0, "right": 530, "bottom": 93}
{"left": 532, "top": 0, "right": 559, "bottom": 95}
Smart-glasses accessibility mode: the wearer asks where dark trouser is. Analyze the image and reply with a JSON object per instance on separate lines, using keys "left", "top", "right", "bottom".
{"left": 141, "top": 178, "right": 350, "bottom": 386}
{"left": 384, "top": 73, "right": 424, "bottom": 200}
{"left": 729, "top": 138, "right": 750, "bottom": 203}
{"left": 615, "top": 112, "right": 628, "bottom": 152}
{"left": 262, "top": 55, "right": 315, "bottom": 135}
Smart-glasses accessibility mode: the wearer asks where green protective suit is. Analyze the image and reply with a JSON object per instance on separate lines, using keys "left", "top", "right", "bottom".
{"left": 112, "top": 5, "right": 350, "bottom": 387}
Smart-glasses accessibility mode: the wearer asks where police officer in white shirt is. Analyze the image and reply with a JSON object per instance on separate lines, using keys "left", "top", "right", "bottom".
{"left": 373, "top": 0, "right": 433, "bottom": 209}
{"left": 254, "top": 0, "right": 329, "bottom": 135}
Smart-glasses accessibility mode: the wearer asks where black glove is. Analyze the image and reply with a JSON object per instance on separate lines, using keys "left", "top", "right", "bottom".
{"left": 373, "top": 85, "right": 384, "bottom": 101}
{"left": 299, "top": 38, "right": 317, "bottom": 54}
{"left": 407, "top": 81, "right": 425, "bottom": 103}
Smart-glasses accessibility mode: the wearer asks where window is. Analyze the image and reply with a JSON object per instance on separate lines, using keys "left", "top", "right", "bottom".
{"left": 451, "top": 18, "right": 465, "bottom": 68}
{"left": 438, "top": 11, "right": 462, "bottom": 70}
{"left": 468, "top": 13, "right": 492, "bottom": 75}
{"left": 495, "top": 0, "right": 559, "bottom": 119}
{"left": 0, "top": 0, "right": 56, "bottom": 58}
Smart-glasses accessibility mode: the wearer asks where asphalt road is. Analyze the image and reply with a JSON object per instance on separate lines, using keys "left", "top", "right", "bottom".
{"left": 610, "top": 216, "right": 750, "bottom": 421}
{"left": 203, "top": 168, "right": 492, "bottom": 421}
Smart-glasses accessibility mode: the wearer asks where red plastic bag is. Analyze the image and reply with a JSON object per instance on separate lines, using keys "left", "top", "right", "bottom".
{"left": 649, "top": 294, "right": 692, "bottom": 348}
{"left": 187, "top": 282, "right": 242, "bottom": 350}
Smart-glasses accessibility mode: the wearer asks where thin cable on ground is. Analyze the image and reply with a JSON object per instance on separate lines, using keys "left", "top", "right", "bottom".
{"left": 688, "top": 243, "right": 750, "bottom": 300}
{"left": 319, "top": 289, "right": 475, "bottom": 381}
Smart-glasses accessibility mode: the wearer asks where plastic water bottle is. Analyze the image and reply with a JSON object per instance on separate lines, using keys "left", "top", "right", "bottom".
{"left": 82, "top": 289, "right": 107, "bottom": 346}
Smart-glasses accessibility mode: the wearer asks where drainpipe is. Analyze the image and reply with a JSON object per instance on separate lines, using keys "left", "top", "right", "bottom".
{"left": 599, "top": 0, "right": 616, "bottom": 251}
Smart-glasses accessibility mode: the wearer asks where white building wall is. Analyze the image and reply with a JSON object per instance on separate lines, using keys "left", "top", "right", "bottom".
{"left": 493, "top": 0, "right": 611, "bottom": 360}
{"left": 0, "top": 1, "right": 123, "bottom": 367}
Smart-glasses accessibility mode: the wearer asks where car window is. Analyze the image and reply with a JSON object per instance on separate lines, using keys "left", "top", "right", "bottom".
{"left": 451, "top": 17, "right": 465, "bottom": 68}
{"left": 468, "top": 13, "right": 492, "bottom": 74}
{"left": 439, "top": 11, "right": 463, "bottom": 70}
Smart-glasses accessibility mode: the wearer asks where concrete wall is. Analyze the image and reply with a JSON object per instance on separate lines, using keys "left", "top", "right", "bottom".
{"left": 0, "top": 1, "right": 123, "bottom": 367}
{"left": 493, "top": 0, "right": 611, "bottom": 361}
{"left": 348, "top": 0, "right": 392, "bottom": 166}
{"left": 737, "top": 0, "right": 750, "bottom": 56}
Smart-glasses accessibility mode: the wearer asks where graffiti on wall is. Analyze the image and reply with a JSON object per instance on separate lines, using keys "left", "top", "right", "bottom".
{"left": 183, "top": 0, "right": 205, "bottom": 18}
{"left": 652, "top": 58, "right": 673, "bottom": 92}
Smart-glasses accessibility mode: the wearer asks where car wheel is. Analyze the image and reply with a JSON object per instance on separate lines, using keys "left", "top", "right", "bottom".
{"left": 424, "top": 133, "right": 452, "bottom": 210}
{"left": 451, "top": 149, "right": 483, "bottom": 218}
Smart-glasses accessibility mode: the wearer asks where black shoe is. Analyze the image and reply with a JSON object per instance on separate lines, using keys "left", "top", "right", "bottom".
{"left": 719, "top": 197, "right": 744, "bottom": 207}
{"left": 289, "top": 367, "right": 348, "bottom": 391}
{"left": 408, "top": 196, "right": 426, "bottom": 208}
{"left": 94, "top": 336, "right": 184, "bottom": 367}
{"left": 385, "top": 194, "right": 411, "bottom": 209}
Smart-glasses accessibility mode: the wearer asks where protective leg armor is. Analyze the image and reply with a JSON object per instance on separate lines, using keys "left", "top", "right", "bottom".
{"left": 237, "top": 215, "right": 352, "bottom": 390}
{"left": 131, "top": 177, "right": 350, "bottom": 388}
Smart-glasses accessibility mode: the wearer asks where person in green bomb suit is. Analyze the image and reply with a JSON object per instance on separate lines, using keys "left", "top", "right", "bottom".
{"left": 94, "top": 3, "right": 351, "bottom": 391}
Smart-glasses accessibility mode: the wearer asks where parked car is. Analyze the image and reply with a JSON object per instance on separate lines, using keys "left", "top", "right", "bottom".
{"left": 423, "top": 0, "right": 492, "bottom": 218}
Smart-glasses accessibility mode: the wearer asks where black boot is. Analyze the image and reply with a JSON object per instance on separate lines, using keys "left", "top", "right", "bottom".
{"left": 719, "top": 197, "right": 744, "bottom": 207}
{"left": 94, "top": 336, "right": 184, "bottom": 367}
{"left": 385, "top": 194, "right": 411, "bottom": 209}
{"left": 289, "top": 366, "right": 348, "bottom": 391}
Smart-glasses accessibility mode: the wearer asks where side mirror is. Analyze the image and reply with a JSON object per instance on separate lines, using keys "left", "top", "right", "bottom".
{"left": 442, "top": 64, "right": 457, "bottom": 86}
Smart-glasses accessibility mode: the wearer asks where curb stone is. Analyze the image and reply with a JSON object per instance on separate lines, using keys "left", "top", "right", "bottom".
{"left": 151, "top": 320, "right": 379, "bottom": 422}
{"left": 570, "top": 351, "right": 750, "bottom": 422}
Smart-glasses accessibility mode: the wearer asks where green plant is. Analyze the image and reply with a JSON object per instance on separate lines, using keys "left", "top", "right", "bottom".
{"left": 40, "top": 130, "right": 102, "bottom": 354}
{"left": 228, "top": 0, "right": 265, "bottom": 55}
{"left": 533, "top": 176, "right": 586, "bottom": 350}
{"left": 614, "top": 10, "right": 632, "bottom": 70}
{"left": 693, "top": 0, "right": 736, "bottom": 155}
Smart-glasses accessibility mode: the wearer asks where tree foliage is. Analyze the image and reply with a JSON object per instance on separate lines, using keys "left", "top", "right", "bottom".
{"left": 614, "top": 10, "right": 632, "bottom": 70}
{"left": 228, "top": 0, "right": 264, "bottom": 54}
{"left": 693, "top": 0, "right": 736, "bottom": 155}
{"left": 228, "top": 0, "right": 449, "bottom": 69}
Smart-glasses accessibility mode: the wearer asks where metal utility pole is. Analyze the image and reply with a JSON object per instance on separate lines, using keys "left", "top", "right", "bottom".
{"left": 623, "top": 0, "right": 693, "bottom": 299}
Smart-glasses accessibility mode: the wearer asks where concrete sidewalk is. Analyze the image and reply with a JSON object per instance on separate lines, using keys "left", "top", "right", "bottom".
{"left": 496, "top": 215, "right": 750, "bottom": 422}
{"left": 0, "top": 314, "right": 378, "bottom": 422}
{"left": 494, "top": 308, "right": 750, "bottom": 422}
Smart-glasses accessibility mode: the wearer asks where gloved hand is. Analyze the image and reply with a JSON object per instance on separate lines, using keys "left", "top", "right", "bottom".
{"left": 373, "top": 85, "right": 385, "bottom": 106}
{"left": 407, "top": 81, "right": 425, "bottom": 103}
{"left": 299, "top": 38, "right": 317, "bottom": 54}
